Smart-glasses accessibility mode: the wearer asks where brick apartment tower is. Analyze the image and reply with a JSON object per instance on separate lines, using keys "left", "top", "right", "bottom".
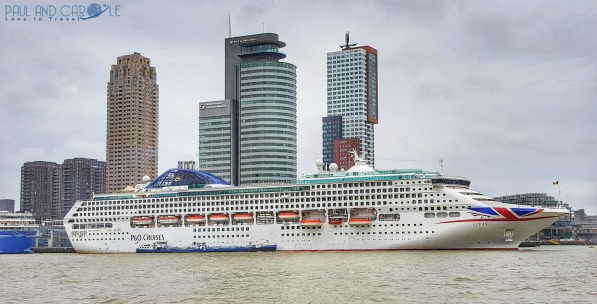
{"left": 106, "top": 52, "right": 159, "bottom": 192}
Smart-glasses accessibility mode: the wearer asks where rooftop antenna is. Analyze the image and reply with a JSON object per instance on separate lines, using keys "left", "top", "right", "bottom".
{"left": 228, "top": 15, "right": 231, "bottom": 38}
{"left": 262, "top": 21, "right": 265, "bottom": 33}
{"left": 340, "top": 31, "right": 357, "bottom": 49}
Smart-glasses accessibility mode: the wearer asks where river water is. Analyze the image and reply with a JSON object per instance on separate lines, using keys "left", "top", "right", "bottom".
{"left": 1, "top": 246, "right": 596, "bottom": 304}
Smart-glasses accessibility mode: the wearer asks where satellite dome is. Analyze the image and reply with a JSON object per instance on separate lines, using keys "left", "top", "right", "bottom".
{"left": 142, "top": 176, "right": 151, "bottom": 183}
{"left": 329, "top": 163, "right": 338, "bottom": 172}
{"left": 315, "top": 159, "right": 324, "bottom": 167}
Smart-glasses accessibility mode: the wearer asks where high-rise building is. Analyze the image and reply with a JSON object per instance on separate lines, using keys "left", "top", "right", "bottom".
{"left": 20, "top": 161, "right": 62, "bottom": 223}
{"left": 0, "top": 199, "right": 15, "bottom": 213}
{"left": 198, "top": 99, "right": 238, "bottom": 184}
{"left": 199, "top": 33, "right": 296, "bottom": 185}
{"left": 322, "top": 116, "right": 343, "bottom": 166}
{"left": 323, "top": 33, "right": 378, "bottom": 167}
{"left": 106, "top": 52, "right": 159, "bottom": 192}
{"left": 333, "top": 138, "right": 361, "bottom": 170}
{"left": 20, "top": 158, "right": 106, "bottom": 223}
{"left": 61, "top": 158, "right": 106, "bottom": 216}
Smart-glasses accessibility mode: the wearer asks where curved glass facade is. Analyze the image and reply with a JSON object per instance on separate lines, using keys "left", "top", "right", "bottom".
{"left": 239, "top": 61, "right": 297, "bottom": 184}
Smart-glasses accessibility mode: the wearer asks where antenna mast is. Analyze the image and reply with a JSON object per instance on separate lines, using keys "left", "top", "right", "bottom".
{"left": 228, "top": 15, "right": 231, "bottom": 38}
{"left": 340, "top": 31, "right": 358, "bottom": 49}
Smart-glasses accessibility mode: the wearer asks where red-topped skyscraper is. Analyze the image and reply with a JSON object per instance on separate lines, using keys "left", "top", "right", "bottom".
{"left": 322, "top": 32, "right": 378, "bottom": 170}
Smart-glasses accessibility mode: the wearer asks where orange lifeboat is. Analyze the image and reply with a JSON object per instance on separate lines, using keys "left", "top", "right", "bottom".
{"left": 278, "top": 211, "right": 299, "bottom": 220}
{"left": 328, "top": 219, "right": 343, "bottom": 225}
{"left": 186, "top": 215, "right": 206, "bottom": 223}
{"left": 233, "top": 213, "right": 253, "bottom": 221}
{"left": 348, "top": 218, "right": 371, "bottom": 226}
{"left": 158, "top": 215, "right": 180, "bottom": 224}
{"left": 132, "top": 216, "right": 153, "bottom": 225}
{"left": 210, "top": 214, "right": 229, "bottom": 222}
{"left": 300, "top": 219, "right": 322, "bottom": 227}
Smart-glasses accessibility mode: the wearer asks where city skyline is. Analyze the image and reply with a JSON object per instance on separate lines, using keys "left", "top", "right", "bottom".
{"left": 1, "top": 1, "right": 596, "bottom": 213}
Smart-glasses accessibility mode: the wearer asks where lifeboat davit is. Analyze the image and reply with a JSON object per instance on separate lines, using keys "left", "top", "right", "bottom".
{"left": 278, "top": 212, "right": 299, "bottom": 220}
{"left": 233, "top": 213, "right": 253, "bottom": 221}
{"left": 210, "top": 214, "right": 229, "bottom": 221}
{"left": 158, "top": 215, "right": 180, "bottom": 224}
{"left": 132, "top": 216, "right": 153, "bottom": 225}
{"left": 348, "top": 218, "right": 371, "bottom": 226}
{"left": 186, "top": 215, "right": 206, "bottom": 223}
{"left": 300, "top": 219, "right": 322, "bottom": 227}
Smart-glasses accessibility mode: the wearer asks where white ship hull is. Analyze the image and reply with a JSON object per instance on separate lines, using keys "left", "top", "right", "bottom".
{"left": 64, "top": 165, "right": 568, "bottom": 253}
{"left": 70, "top": 211, "right": 562, "bottom": 253}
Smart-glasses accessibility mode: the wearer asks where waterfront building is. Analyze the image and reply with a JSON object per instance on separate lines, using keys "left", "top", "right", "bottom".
{"left": 20, "top": 161, "right": 62, "bottom": 223}
{"left": 0, "top": 199, "right": 15, "bottom": 213}
{"left": 198, "top": 100, "right": 238, "bottom": 184}
{"left": 199, "top": 33, "right": 296, "bottom": 185}
{"left": 106, "top": 52, "right": 159, "bottom": 192}
{"left": 333, "top": 138, "right": 361, "bottom": 171}
{"left": 36, "top": 219, "right": 72, "bottom": 248}
{"left": 322, "top": 116, "right": 343, "bottom": 167}
{"left": 177, "top": 161, "right": 197, "bottom": 170}
{"left": 495, "top": 193, "right": 572, "bottom": 240}
{"left": 573, "top": 209, "right": 597, "bottom": 241}
{"left": 323, "top": 32, "right": 378, "bottom": 167}
{"left": 20, "top": 159, "right": 105, "bottom": 223}
{"left": 61, "top": 158, "right": 106, "bottom": 217}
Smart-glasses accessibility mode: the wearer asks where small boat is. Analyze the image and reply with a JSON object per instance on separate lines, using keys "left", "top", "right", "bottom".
{"left": 278, "top": 211, "right": 299, "bottom": 220}
{"left": 210, "top": 214, "right": 229, "bottom": 222}
{"left": 255, "top": 244, "right": 277, "bottom": 252}
{"left": 300, "top": 219, "right": 322, "bottom": 227}
{"left": 186, "top": 215, "right": 206, "bottom": 223}
{"left": 233, "top": 213, "right": 253, "bottom": 220}
{"left": 132, "top": 217, "right": 153, "bottom": 225}
{"left": 348, "top": 218, "right": 371, "bottom": 226}
{"left": 328, "top": 219, "right": 343, "bottom": 225}
{"left": 136, "top": 242, "right": 277, "bottom": 253}
{"left": 158, "top": 215, "right": 180, "bottom": 224}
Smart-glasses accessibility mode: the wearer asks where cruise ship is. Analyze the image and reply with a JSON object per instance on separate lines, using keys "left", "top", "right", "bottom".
{"left": 0, "top": 211, "right": 37, "bottom": 254}
{"left": 64, "top": 153, "right": 568, "bottom": 253}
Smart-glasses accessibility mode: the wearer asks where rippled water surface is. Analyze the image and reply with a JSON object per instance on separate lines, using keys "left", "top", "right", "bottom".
{"left": 1, "top": 246, "right": 596, "bottom": 303}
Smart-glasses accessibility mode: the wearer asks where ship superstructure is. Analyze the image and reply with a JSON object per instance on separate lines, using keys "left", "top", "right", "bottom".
{"left": 64, "top": 154, "right": 568, "bottom": 253}
{"left": 0, "top": 211, "right": 37, "bottom": 254}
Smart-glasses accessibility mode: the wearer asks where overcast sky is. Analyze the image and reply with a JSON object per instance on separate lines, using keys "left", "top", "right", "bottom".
{"left": 1, "top": 0, "right": 596, "bottom": 213}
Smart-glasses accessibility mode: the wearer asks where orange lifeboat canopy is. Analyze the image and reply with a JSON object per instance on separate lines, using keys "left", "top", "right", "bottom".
{"left": 300, "top": 219, "right": 322, "bottom": 227}
{"left": 186, "top": 215, "right": 206, "bottom": 222}
{"left": 278, "top": 212, "right": 299, "bottom": 219}
{"left": 234, "top": 213, "right": 253, "bottom": 220}
{"left": 158, "top": 215, "right": 180, "bottom": 224}
{"left": 210, "top": 214, "right": 229, "bottom": 221}
{"left": 348, "top": 218, "right": 371, "bottom": 226}
{"left": 133, "top": 217, "right": 153, "bottom": 225}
